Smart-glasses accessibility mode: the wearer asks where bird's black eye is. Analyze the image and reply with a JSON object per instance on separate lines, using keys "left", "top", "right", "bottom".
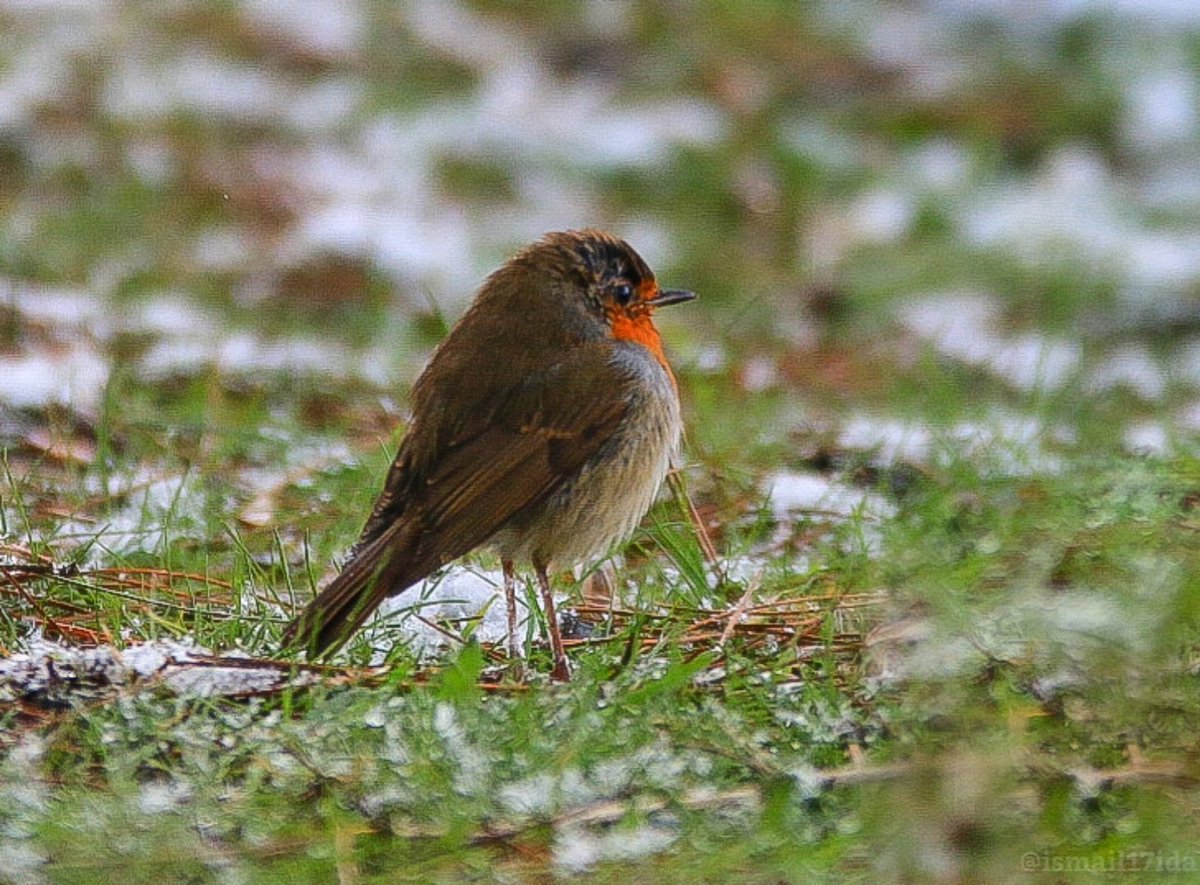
{"left": 612, "top": 283, "right": 634, "bottom": 306}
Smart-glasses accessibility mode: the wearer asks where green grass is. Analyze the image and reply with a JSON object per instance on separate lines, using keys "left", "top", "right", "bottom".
{"left": 4, "top": 2, "right": 1200, "bottom": 881}
{"left": 5, "top": 420, "right": 1198, "bottom": 880}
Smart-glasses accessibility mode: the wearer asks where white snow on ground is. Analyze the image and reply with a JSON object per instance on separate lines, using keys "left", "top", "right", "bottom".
{"left": 836, "top": 412, "right": 1066, "bottom": 475}
{"left": 961, "top": 149, "right": 1200, "bottom": 295}
{"left": 870, "top": 588, "right": 1161, "bottom": 688}
{"left": 762, "top": 471, "right": 894, "bottom": 557}
{"left": 897, "top": 291, "right": 1082, "bottom": 392}
{"left": 1124, "top": 421, "right": 1171, "bottom": 455}
{"left": 0, "top": 635, "right": 321, "bottom": 701}
{"left": 0, "top": 342, "right": 109, "bottom": 411}
{"left": 554, "top": 824, "right": 677, "bottom": 875}
{"left": 1086, "top": 344, "right": 1168, "bottom": 401}
{"left": 370, "top": 567, "right": 527, "bottom": 662}
{"left": 0, "top": 278, "right": 409, "bottom": 394}
{"left": 837, "top": 416, "right": 935, "bottom": 464}
{"left": 0, "top": 566, "right": 562, "bottom": 692}
{"left": 765, "top": 471, "right": 895, "bottom": 521}
{"left": 0, "top": 636, "right": 195, "bottom": 699}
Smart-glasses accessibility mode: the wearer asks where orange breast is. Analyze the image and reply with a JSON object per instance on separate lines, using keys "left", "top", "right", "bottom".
{"left": 610, "top": 311, "right": 675, "bottom": 384}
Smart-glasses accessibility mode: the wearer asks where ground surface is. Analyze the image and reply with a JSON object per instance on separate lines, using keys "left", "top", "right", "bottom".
{"left": 2, "top": 2, "right": 1200, "bottom": 882}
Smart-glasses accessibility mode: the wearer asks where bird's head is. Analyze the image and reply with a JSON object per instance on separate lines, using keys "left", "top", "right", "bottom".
{"left": 510, "top": 229, "right": 695, "bottom": 355}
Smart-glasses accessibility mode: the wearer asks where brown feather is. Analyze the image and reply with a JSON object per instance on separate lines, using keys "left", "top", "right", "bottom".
{"left": 280, "top": 343, "right": 632, "bottom": 657}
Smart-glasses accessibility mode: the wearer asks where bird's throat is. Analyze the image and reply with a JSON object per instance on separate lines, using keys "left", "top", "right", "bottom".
{"left": 610, "top": 312, "right": 674, "bottom": 381}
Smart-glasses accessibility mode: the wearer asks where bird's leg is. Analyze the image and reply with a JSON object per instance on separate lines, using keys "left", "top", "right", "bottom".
{"left": 502, "top": 558, "right": 522, "bottom": 674}
{"left": 534, "top": 562, "right": 571, "bottom": 682}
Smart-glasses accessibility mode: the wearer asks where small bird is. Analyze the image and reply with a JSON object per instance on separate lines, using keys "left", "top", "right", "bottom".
{"left": 280, "top": 229, "right": 694, "bottom": 680}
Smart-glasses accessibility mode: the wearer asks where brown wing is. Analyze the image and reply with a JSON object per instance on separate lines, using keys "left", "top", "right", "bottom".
{"left": 280, "top": 342, "right": 631, "bottom": 657}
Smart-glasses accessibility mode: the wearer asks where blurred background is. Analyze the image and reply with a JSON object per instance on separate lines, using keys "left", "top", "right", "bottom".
{"left": 4, "top": 3, "right": 1200, "bottom": 879}
{"left": 3, "top": 0, "right": 1198, "bottom": 474}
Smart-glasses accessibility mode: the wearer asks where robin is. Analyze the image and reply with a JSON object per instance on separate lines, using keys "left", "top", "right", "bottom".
{"left": 280, "top": 229, "right": 695, "bottom": 680}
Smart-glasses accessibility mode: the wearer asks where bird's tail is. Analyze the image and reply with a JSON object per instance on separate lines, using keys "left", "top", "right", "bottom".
{"left": 279, "top": 521, "right": 430, "bottom": 659}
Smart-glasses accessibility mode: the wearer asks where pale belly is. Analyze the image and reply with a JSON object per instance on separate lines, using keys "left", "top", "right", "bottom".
{"left": 491, "top": 344, "right": 681, "bottom": 570}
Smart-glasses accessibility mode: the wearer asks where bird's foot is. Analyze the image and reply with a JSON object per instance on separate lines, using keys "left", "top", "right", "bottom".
{"left": 549, "top": 655, "right": 571, "bottom": 683}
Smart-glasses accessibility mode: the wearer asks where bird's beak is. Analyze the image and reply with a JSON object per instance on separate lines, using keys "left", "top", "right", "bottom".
{"left": 647, "top": 288, "right": 696, "bottom": 308}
